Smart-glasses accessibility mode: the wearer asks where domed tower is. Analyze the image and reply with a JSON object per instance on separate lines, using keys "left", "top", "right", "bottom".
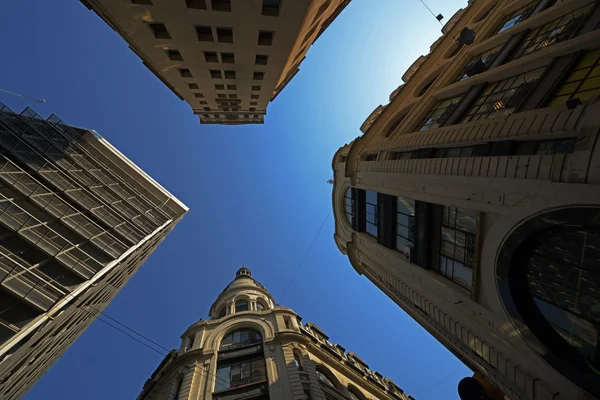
{"left": 136, "top": 268, "right": 413, "bottom": 400}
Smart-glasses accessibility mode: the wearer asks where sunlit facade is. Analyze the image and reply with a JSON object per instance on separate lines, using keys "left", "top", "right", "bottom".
{"left": 332, "top": 0, "right": 600, "bottom": 399}
{"left": 0, "top": 103, "right": 188, "bottom": 400}
{"left": 136, "top": 267, "right": 412, "bottom": 400}
{"left": 81, "top": 0, "right": 350, "bottom": 125}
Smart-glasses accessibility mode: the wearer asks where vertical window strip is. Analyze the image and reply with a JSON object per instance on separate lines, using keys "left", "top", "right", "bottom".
{"left": 396, "top": 198, "right": 415, "bottom": 259}
{"left": 365, "top": 191, "right": 378, "bottom": 238}
{"left": 549, "top": 49, "right": 600, "bottom": 106}
{"left": 439, "top": 207, "right": 477, "bottom": 289}
{"left": 417, "top": 96, "right": 462, "bottom": 131}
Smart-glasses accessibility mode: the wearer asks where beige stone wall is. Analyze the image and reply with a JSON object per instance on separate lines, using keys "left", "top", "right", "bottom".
{"left": 332, "top": 0, "right": 600, "bottom": 399}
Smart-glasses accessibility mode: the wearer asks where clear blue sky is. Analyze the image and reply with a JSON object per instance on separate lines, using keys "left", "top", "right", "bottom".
{"left": 1, "top": 0, "right": 472, "bottom": 398}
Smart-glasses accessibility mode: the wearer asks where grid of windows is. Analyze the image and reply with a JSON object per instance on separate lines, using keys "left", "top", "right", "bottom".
{"left": 549, "top": 49, "right": 600, "bottom": 106}
{"left": 509, "top": 3, "right": 593, "bottom": 61}
{"left": 215, "top": 355, "right": 266, "bottom": 391}
{"left": 490, "top": 3, "right": 535, "bottom": 36}
{"left": 365, "top": 191, "right": 378, "bottom": 238}
{"left": 396, "top": 198, "right": 415, "bottom": 258}
{"left": 417, "top": 96, "right": 462, "bottom": 131}
{"left": 439, "top": 206, "right": 477, "bottom": 289}
{"left": 461, "top": 67, "right": 545, "bottom": 122}
{"left": 344, "top": 188, "right": 354, "bottom": 228}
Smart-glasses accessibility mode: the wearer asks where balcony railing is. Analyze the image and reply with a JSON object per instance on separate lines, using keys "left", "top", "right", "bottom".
{"left": 219, "top": 338, "right": 262, "bottom": 352}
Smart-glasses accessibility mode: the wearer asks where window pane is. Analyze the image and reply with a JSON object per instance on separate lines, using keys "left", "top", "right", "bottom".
{"left": 241, "top": 361, "right": 252, "bottom": 379}
{"left": 216, "top": 366, "right": 231, "bottom": 391}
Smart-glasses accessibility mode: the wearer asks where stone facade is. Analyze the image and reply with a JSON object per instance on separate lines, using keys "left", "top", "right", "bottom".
{"left": 137, "top": 268, "right": 412, "bottom": 400}
{"left": 332, "top": 1, "right": 600, "bottom": 400}
{"left": 80, "top": 0, "right": 350, "bottom": 125}
{"left": 0, "top": 103, "right": 188, "bottom": 400}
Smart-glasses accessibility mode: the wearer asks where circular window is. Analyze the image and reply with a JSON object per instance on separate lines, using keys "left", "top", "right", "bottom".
{"left": 497, "top": 207, "right": 600, "bottom": 396}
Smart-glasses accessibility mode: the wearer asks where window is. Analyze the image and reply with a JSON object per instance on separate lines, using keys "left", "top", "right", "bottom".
{"left": 491, "top": 3, "right": 534, "bottom": 35}
{"left": 203, "top": 107, "right": 211, "bottom": 111}
{"left": 417, "top": 75, "right": 438, "bottom": 97}
{"left": 509, "top": 3, "right": 593, "bottom": 62}
{"left": 185, "top": 334, "right": 194, "bottom": 350}
{"left": 344, "top": 188, "right": 355, "bottom": 228}
{"left": 549, "top": 49, "right": 600, "bottom": 106}
{"left": 212, "top": 0, "right": 231, "bottom": 12}
{"left": 214, "top": 84, "right": 225, "bottom": 90}
{"left": 364, "top": 153, "right": 377, "bottom": 161}
{"left": 220, "top": 329, "right": 262, "bottom": 350}
{"left": 249, "top": 107, "right": 256, "bottom": 112}
{"left": 224, "top": 70, "right": 236, "bottom": 79}
{"left": 255, "top": 55, "right": 268, "bottom": 65}
{"left": 252, "top": 85, "right": 261, "bottom": 91}
{"left": 439, "top": 206, "right": 477, "bottom": 289}
{"left": 235, "top": 299, "right": 249, "bottom": 312}
{"left": 456, "top": 44, "right": 503, "bottom": 81}
{"left": 210, "top": 70, "right": 222, "bottom": 79}
{"left": 365, "top": 191, "right": 378, "bottom": 238}
{"left": 312, "top": 0, "right": 331, "bottom": 24}
{"left": 396, "top": 198, "right": 415, "bottom": 259}
{"left": 148, "top": 23, "right": 171, "bottom": 39}
{"left": 262, "top": 0, "right": 281, "bottom": 16}
{"left": 253, "top": 72, "right": 265, "bottom": 80}
{"left": 250, "top": 102, "right": 257, "bottom": 106}
{"left": 196, "top": 26, "right": 213, "bottom": 41}
{"left": 293, "top": 350, "right": 303, "bottom": 370}
{"left": 218, "top": 94, "right": 227, "bottom": 99}
{"left": 258, "top": 31, "right": 274, "bottom": 46}
{"left": 179, "top": 68, "right": 193, "bottom": 78}
{"left": 251, "top": 94, "right": 259, "bottom": 99}
{"left": 316, "top": 370, "right": 335, "bottom": 387}
{"left": 199, "top": 101, "right": 208, "bottom": 105}
{"left": 204, "top": 51, "right": 218, "bottom": 63}
{"left": 174, "top": 375, "right": 184, "bottom": 399}
{"left": 256, "top": 300, "right": 267, "bottom": 310}
{"left": 131, "top": 0, "right": 152, "bottom": 4}
{"left": 217, "top": 27, "right": 234, "bottom": 43}
{"left": 221, "top": 53, "right": 235, "bottom": 63}
{"left": 194, "top": 93, "right": 204, "bottom": 98}
{"left": 166, "top": 49, "right": 183, "bottom": 61}
{"left": 215, "top": 355, "right": 266, "bottom": 391}
{"left": 218, "top": 307, "right": 227, "bottom": 318}
{"left": 461, "top": 67, "right": 545, "bottom": 122}
{"left": 186, "top": 0, "right": 206, "bottom": 9}
{"left": 417, "top": 96, "right": 462, "bottom": 131}
{"left": 189, "top": 83, "right": 199, "bottom": 90}
{"left": 228, "top": 94, "right": 237, "bottom": 99}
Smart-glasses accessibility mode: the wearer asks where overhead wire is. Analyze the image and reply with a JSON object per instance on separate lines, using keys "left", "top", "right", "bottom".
{"left": 416, "top": 0, "right": 444, "bottom": 25}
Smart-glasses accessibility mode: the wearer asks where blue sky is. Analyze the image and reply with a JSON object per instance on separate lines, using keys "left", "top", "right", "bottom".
{"left": 1, "top": 0, "right": 472, "bottom": 398}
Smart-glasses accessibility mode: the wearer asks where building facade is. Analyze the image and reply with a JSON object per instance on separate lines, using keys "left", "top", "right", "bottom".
{"left": 136, "top": 267, "right": 412, "bottom": 400}
{"left": 0, "top": 103, "right": 188, "bottom": 399}
{"left": 81, "top": 0, "right": 350, "bottom": 125}
{"left": 331, "top": 0, "right": 600, "bottom": 400}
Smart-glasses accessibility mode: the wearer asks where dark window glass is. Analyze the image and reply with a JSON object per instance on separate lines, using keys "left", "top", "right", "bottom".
{"left": 262, "top": 0, "right": 281, "bottom": 16}
{"left": 456, "top": 44, "right": 503, "bottom": 81}
{"left": 186, "top": 0, "right": 206, "bottom": 9}
{"left": 235, "top": 299, "right": 248, "bottom": 312}
{"left": 189, "top": 83, "right": 199, "bottom": 90}
{"left": 316, "top": 370, "right": 335, "bottom": 387}
{"left": 220, "top": 328, "right": 262, "bottom": 350}
{"left": 293, "top": 351, "right": 303, "bottom": 369}
{"left": 194, "top": 93, "right": 204, "bottom": 98}
{"left": 549, "top": 49, "right": 600, "bottom": 106}
{"left": 461, "top": 67, "right": 545, "bottom": 123}
{"left": 132, "top": 0, "right": 153, "bottom": 4}
{"left": 204, "top": 51, "right": 218, "bottom": 62}
{"left": 252, "top": 85, "right": 261, "bottom": 91}
{"left": 224, "top": 70, "right": 236, "bottom": 79}
{"left": 365, "top": 191, "right": 378, "bottom": 238}
{"left": 417, "top": 96, "right": 462, "bottom": 131}
{"left": 227, "top": 85, "right": 237, "bottom": 90}
{"left": 255, "top": 55, "right": 268, "bottom": 65}
{"left": 179, "top": 68, "right": 193, "bottom": 78}
{"left": 166, "top": 49, "right": 183, "bottom": 61}
{"left": 251, "top": 94, "right": 259, "bottom": 99}
{"left": 258, "top": 31, "right": 274, "bottom": 46}
{"left": 210, "top": 70, "right": 222, "bottom": 79}
{"left": 221, "top": 53, "right": 235, "bottom": 63}
{"left": 217, "top": 28, "right": 234, "bottom": 43}
{"left": 215, "top": 356, "right": 266, "bottom": 391}
{"left": 439, "top": 206, "right": 477, "bottom": 289}
{"left": 212, "top": 0, "right": 231, "bottom": 12}
{"left": 196, "top": 26, "right": 213, "bottom": 42}
{"left": 214, "top": 84, "right": 225, "bottom": 90}
{"left": 509, "top": 3, "right": 593, "bottom": 61}
{"left": 148, "top": 23, "right": 171, "bottom": 39}
{"left": 396, "top": 198, "right": 415, "bottom": 259}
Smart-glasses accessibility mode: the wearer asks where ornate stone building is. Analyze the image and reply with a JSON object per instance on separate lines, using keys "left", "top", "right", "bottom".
{"left": 80, "top": 0, "right": 351, "bottom": 125}
{"left": 331, "top": 0, "right": 600, "bottom": 400}
{"left": 136, "top": 267, "right": 412, "bottom": 400}
{"left": 0, "top": 103, "right": 188, "bottom": 400}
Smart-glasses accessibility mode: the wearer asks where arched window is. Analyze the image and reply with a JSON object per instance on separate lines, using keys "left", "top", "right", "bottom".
{"left": 344, "top": 188, "right": 355, "bottom": 228}
{"left": 256, "top": 300, "right": 268, "bottom": 311}
{"left": 316, "top": 369, "right": 335, "bottom": 387}
{"left": 220, "top": 328, "right": 262, "bottom": 350}
{"left": 235, "top": 299, "right": 249, "bottom": 313}
{"left": 293, "top": 350, "right": 303, "bottom": 370}
{"left": 218, "top": 307, "right": 227, "bottom": 318}
{"left": 497, "top": 207, "right": 600, "bottom": 396}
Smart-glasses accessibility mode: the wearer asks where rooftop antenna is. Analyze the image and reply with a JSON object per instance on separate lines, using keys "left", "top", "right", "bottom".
{"left": 0, "top": 88, "right": 46, "bottom": 104}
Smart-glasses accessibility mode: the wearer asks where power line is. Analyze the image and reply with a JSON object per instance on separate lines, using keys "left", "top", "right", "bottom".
{"left": 409, "top": 366, "right": 460, "bottom": 395}
{"left": 279, "top": 208, "right": 332, "bottom": 301}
